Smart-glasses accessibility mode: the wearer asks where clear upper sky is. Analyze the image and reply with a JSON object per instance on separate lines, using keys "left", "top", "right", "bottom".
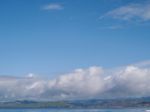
{"left": 0, "top": 0, "right": 150, "bottom": 77}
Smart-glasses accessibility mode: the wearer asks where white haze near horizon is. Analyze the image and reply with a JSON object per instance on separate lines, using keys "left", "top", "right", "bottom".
{"left": 0, "top": 61, "right": 150, "bottom": 101}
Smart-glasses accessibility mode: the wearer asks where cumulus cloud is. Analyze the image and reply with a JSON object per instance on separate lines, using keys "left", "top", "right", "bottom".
{"left": 102, "top": 2, "right": 150, "bottom": 21}
{"left": 0, "top": 61, "right": 150, "bottom": 101}
{"left": 43, "top": 3, "right": 63, "bottom": 10}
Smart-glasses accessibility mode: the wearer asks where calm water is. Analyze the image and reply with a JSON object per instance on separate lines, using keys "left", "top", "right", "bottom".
{"left": 0, "top": 108, "right": 149, "bottom": 112}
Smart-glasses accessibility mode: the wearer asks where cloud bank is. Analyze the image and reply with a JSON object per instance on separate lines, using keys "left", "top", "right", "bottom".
{"left": 0, "top": 61, "right": 150, "bottom": 101}
{"left": 103, "top": 2, "right": 150, "bottom": 21}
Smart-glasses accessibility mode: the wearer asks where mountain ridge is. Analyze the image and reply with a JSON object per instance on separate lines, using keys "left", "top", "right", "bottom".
{"left": 0, "top": 97, "right": 150, "bottom": 109}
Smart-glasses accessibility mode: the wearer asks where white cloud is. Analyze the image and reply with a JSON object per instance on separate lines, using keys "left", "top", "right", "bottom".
{"left": 0, "top": 61, "right": 150, "bottom": 101}
{"left": 103, "top": 3, "right": 150, "bottom": 21}
{"left": 43, "top": 3, "right": 63, "bottom": 11}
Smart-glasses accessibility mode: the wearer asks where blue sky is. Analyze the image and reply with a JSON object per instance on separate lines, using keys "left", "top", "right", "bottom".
{"left": 0, "top": 0, "right": 150, "bottom": 77}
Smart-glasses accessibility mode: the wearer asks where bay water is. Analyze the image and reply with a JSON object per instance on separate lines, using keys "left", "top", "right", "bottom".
{"left": 0, "top": 108, "right": 149, "bottom": 112}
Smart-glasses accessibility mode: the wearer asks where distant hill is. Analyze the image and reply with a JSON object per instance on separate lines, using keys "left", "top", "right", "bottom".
{"left": 0, "top": 97, "right": 150, "bottom": 109}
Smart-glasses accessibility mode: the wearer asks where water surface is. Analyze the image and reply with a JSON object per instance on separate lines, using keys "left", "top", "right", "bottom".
{"left": 0, "top": 108, "right": 149, "bottom": 112}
